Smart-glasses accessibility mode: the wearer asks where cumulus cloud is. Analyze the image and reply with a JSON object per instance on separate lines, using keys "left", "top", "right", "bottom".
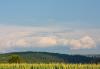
{"left": 38, "top": 37, "right": 57, "bottom": 46}
{"left": 69, "top": 36, "right": 96, "bottom": 49}
{"left": 16, "top": 38, "right": 30, "bottom": 47}
{"left": 0, "top": 25, "right": 98, "bottom": 52}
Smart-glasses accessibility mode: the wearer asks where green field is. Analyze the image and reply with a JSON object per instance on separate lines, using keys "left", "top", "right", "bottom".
{"left": 0, "top": 64, "right": 100, "bottom": 69}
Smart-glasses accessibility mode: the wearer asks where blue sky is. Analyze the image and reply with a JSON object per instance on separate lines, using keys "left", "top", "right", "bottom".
{"left": 0, "top": 0, "right": 100, "bottom": 27}
{"left": 0, "top": 0, "right": 100, "bottom": 54}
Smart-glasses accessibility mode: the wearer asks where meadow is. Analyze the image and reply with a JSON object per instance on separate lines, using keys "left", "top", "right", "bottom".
{"left": 0, "top": 63, "right": 100, "bottom": 69}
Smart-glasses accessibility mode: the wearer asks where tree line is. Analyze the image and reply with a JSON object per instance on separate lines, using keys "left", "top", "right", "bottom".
{"left": 8, "top": 55, "right": 100, "bottom": 64}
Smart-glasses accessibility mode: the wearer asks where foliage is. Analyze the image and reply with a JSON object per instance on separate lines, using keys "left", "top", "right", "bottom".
{"left": 8, "top": 55, "right": 22, "bottom": 63}
{"left": 0, "top": 52, "right": 99, "bottom": 63}
{"left": 93, "top": 57, "right": 100, "bottom": 64}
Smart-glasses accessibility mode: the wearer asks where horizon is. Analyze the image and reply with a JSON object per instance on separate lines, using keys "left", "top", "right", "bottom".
{"left": 1, "top": 51, "right": 100, "bottom": 55}
{"left": 0, "top": 0, "right": 100, "bottom": 54}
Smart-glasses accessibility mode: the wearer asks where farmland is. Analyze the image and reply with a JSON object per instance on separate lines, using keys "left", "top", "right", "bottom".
{"left": 0, "top": 63, "right": 100, "bottom": 69}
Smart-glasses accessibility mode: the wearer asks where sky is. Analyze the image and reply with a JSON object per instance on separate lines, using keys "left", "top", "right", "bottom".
{"left": 0, "top": 0, "right": 100, "bottom": 54}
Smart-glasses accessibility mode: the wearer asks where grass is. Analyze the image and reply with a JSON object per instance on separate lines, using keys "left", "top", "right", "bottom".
{"left": 0, "top": 63, "right": 100, "bottom": 69}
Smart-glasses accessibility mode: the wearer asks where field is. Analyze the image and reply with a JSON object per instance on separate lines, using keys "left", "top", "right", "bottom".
{"left": 0, "top": 64, "right": 100, "bottom": 69}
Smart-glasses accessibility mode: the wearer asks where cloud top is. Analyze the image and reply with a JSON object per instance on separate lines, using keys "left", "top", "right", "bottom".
{"left": 69, "top": 36, "right": 96, "bottom": 49}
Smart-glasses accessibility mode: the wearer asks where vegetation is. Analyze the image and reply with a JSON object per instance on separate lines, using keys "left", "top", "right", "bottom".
{"left": 0, "top": 51, "right": 96, "bottom": 63}
{"left": 0, "top": 63, "right": 99, "bottom": 69}
{"left": 0, "top": 52, "right": 99, "bottom": 69}
{"left": 92, "top": 57, "right": 100, "bottom": 64}
{"left": 0, "top": 52, "right": 99, "bottom": 64}
{"left": 8, "top": 55, "right": 22, "bottom": 63}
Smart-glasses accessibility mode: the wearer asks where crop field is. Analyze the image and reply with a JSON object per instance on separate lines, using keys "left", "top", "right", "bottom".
{"left": 0, "top": 64, "right": 100, "bottom": 69}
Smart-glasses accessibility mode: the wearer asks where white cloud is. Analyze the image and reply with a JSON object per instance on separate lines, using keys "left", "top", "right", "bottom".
{"left": 16, "top": 38, "right": 29, "bottom": 47}
{"left": 38, "top": 37, "right": 57, "bottom": 46}
{"left": 69, "top": 36, "right": 96, "bottom": 49}
{"left": 80, "top": 36, "right": 96, "bottom": 48}
{"left": 70, "top": 39, "right": 82, "bottom": 49}
{"left": 0, "top": 25, "right": 99, "bottom": 52}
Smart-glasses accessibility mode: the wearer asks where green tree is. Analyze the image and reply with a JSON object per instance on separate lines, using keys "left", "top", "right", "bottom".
{"left": 8, "top": 55, "right": 22, "bottom": 63}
